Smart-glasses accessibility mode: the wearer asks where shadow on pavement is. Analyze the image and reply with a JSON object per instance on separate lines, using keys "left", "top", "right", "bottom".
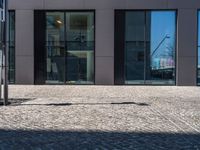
{"left": 0, "top": 98, "right": 35, "bottom": 106}
{"left": 14, "top": 102, "right": 150, "bottom": 107}
{"left": 0, "top": 129, "right": 199, "bottom": 149}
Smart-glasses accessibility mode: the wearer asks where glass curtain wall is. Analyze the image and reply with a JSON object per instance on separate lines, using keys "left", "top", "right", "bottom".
{"left": 125, "top": 11, "right": 176, "bottom": 85}
{"left": 46, "top": 11, "right": 94, "bottom": 84}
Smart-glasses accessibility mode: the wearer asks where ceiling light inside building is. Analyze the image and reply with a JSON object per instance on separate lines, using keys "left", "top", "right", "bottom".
{"left": 56, "top": 20, "right": 62, "bottom": 24}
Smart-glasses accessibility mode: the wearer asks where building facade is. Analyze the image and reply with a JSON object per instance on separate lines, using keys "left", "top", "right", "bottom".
{"left": 7, "top": 0, "right": 200, "bottom": 86}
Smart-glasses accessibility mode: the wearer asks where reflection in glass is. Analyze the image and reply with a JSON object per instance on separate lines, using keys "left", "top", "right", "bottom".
{"left": 45, "top": 12, "right": 94, "bottom": 84}
{"left": 125, "top": 11, "right": 176, "bottom": 85}
{"left": 147, "top": 11, "right": 176, "bottom": 84}
{"left": 198, "top": 11, "right": 200, "bottom": 84}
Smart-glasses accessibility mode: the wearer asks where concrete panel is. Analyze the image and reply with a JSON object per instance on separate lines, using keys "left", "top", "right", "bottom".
{"left": 15, "top": 10, "right": 34, "bottom": 56}
{"left": 95, "top": 57, "right": 114, "bottom": 85}
{"left": 44, "top": 0, "right": 84, "bottom": 9}
{"left": 176, "top": 9, "right": 197, "bottom": 86}
{"left": 8, "top": 0, "right": 16, "bottom": 9}
{"left": 177, "top": 9, "right": 197, "bottom": 57}
{"left": 15, "top": 10, "right": 34, "bottom": 84}
{"left": 176, "top": 57, "right": 197, "bottom": 86}
{"left": 168, "top": 0, "right": 200, "bottom": 9}
{"left": 84, "top": 0, "right": 125, "bottom": 9}
{"left": 95, "top": 10, "right": 114, "bottom": 57}
{"left": 8, "top": 0, "right": 44, "bottom": 10}
{"left": 126, "top": 0, "right": 167, "bottom": 9}
{"left": 8, "top": 0, "right": 200, "bottom": 10}
{"left": 15, "top": 56, "right": 34, "bottom": 84}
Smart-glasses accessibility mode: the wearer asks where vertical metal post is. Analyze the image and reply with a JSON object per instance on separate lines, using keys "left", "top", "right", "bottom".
{"left": 3, "top": 0, "right": 8, "bottom": 105}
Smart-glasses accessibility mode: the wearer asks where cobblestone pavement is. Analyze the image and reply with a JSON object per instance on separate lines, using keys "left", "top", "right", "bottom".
{"left": 0, "top": 85, "right": 200, "bottom": 150}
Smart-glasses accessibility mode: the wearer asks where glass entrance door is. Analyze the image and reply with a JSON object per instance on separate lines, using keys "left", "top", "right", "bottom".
{"left": 45, "top": 11, "right": 94, "bottom": 84}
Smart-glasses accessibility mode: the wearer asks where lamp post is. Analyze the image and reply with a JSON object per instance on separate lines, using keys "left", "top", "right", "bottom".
{"left": 151, "top": 35, "right": 170, "bottom": 57}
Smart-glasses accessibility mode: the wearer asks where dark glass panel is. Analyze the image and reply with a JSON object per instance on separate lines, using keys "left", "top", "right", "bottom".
{"left": 46, "top": 12, "right": 65, "bottom": 84}
{"left": 125, "top": 11, "right": 145, "bottom": 84}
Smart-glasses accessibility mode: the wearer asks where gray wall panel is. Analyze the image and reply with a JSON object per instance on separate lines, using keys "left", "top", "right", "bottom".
{"left": 15, "top": 56, "right": 34, "bottom": 84}
{"left": 95, "top": 10, "right": 114, "bottom": 57}
{"left": 44, "top": 0, "right": 84, "bottom": 9}
{"left": 15, "top": 10, "right": 34, "bottom": 84}
{"left": 84, "top": 0, "right": 126, "bottom": 9}
{"left": 95, "top": 57, "right": 114, "bottom": 85}
{"left": 177, "top": 9, "right": 197, "bottom": 57}
{"left": 177, "top": 57, "right": 197, "bottom": 86}
{"left": 15, "top": 10, "right": 34, "bottom": 56}
{"left": 168, "top": 0, "right": 200, "bottom": 9}
{"left": 95, "top": 10, "right": 114, "bottom": 84}
{"left": 8, "top": 0, "right": 200, "bottom": 10}
{"left": 126, "top": 0, "right": 167, "bottom": 9}
{"left": 8, "top": 0, "right": 44, "bottom": 10}
{"left": 176, "top": 9, "right": 197, "bottom": 86}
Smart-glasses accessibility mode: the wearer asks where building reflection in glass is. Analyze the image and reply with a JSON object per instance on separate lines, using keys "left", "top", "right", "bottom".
{"left": 125, "top": 11, "right": 176, "bottom": 85}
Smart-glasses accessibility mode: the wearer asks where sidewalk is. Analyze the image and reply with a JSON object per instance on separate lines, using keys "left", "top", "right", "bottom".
{"left": 0, "top": 85, "right": 200, "bottom": 149}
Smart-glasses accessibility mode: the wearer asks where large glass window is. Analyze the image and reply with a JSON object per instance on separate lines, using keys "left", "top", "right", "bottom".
{"left": 124, "top": 11, "right": 176, "bottom": 85}
{"left": 46, "top": 11, "right": 94, "bottom": 84}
